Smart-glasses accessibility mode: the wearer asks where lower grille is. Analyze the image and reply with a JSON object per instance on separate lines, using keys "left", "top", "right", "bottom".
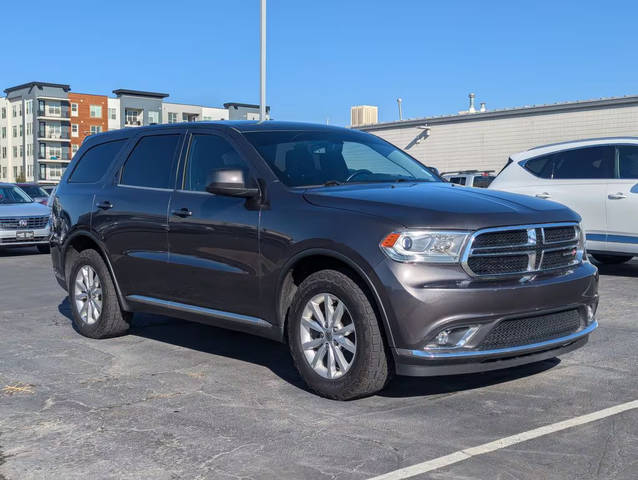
{"left": 0, "top": 236, "right": 48, "bottom": 244}
{"left": 0, "top": 216, "right": 49, "bottom": 230}
{"left": 478, "top": 309, "right": 583, "bottom": 350}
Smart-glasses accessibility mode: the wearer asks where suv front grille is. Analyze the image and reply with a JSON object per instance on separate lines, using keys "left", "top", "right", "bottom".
{"left": 0, "top": 216, "right": 49, "bottom": 230}
{"left": 463, "top": 223, "right": 581, "bottom": 277}
{"left": 478, "top": 309, "right": 583, "bottom": 350}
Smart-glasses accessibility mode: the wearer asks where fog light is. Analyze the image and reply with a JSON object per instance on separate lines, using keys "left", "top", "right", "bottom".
{"left": 426, "top": 325, "right": 480, "bottom": 350}
{"left": 586, "top": 301, "right": 598, "bottom": 324}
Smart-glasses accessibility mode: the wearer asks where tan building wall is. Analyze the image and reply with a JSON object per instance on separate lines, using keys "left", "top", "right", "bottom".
{"left": 358, "top": 97, "right": 638, "bottom": 173}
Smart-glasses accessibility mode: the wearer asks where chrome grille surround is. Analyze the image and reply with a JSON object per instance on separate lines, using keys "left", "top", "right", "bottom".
{"left": 461, "top": 222, "right": 583, "bottom": 278}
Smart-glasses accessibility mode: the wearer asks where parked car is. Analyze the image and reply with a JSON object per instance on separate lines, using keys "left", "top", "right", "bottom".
{"left": 16, "top": 183, "right": 50, "bottom": 205}
{"left": 41, "top": 186, "right": 56, "bottom": 196}
{"left": 490, "top": 138, "right": 638, "bottom": 264}
{"left": 50, "top": 122, "right": 598, "bottom": 400}
{"left": 0, "top": 183, "right": 51, "bottom": 253}
{"left": 442, "top": 170, "right": 495, "bottom": 188}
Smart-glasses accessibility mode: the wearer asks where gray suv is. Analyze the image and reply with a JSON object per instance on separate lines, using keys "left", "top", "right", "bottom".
{"left": 50, "top": 122, "right": 599, "bottom": 399}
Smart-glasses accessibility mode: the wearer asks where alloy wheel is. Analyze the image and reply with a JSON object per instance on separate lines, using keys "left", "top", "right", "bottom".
{"left": 74, "top": 265, "right": 103, "bottom": 325}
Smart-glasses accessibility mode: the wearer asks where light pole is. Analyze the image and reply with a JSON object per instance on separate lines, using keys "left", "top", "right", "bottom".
{"left": 260, "top": 0, "right": 267, "bottom": 122}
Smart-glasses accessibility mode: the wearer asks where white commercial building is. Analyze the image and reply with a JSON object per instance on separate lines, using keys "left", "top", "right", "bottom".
{"left": 356, "top": 95, "right": 638, "bottom": 173}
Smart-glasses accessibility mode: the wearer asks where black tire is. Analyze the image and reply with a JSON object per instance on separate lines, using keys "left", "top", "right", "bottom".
{"left": 287, "top": 269, "right": 389, "bottom": 400}
{"left": 591, "top": 254, "right": 633, "bottom": 265}
{"left": 68, "top": 249, "right": 131, "bottom": 339}
{"left": 37, "top": 244, "right": 50, "bottom": 254}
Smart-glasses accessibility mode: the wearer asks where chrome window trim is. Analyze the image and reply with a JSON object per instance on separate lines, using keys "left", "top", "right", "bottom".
{"left": 461, "top": 222, "right": 582, "bottom": 278}
{"left": 398, "top": 320, "right": 597, "bottom": 359}
{"left": 126, "top": 294, "right": 272, "bottom": 328}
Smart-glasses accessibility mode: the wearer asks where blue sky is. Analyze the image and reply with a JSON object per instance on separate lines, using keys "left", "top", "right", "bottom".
{"left": 3, "top": 0, "right": 636, "bottom": 125}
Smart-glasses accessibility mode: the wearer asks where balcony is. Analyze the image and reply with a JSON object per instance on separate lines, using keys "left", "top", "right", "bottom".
{"left": 37, "top": 106, "right": 71, "bottom": 120}
{"left": 124, "top": 120, "right": 143, "bottom": 127}
{"left": 38, "top": 153, "right": 71, "bottom": 162}
{"left": 38, "top": 128, "right": 71, "bottom": 141}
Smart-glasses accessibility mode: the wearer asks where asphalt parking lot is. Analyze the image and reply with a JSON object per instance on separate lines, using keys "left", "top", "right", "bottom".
{"left": 0, "top": 248, "right": 637, "bottom": 480}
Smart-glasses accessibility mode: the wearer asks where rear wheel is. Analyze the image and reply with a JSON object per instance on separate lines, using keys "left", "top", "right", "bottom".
{"left": 288, "top": 269, "right": 389, "bottom": 400}
{"left": 68, "top": 249, "right": 131, "bottom": 338}
{"left": 591, "top": 254, "right": 633, "bottom": 265}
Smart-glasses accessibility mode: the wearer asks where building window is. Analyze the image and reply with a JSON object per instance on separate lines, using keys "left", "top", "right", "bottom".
{"left": 72, "top": 144, "right": 79, "bottom": 156}
{"left": 12, "top": 105, "right": 17, "bottom": 117}
{"left": 1, "top": 147, "right": 5, "bottom": 159}
{"left": 168, "top": 112, "right": 178, "bottom": 123}
{"left": 39, "top": 143, "right": 46, "bottom": 160}
{"left": 19, "top": 145, "right": 23, "bottom": 158}
{"left": 71, "top": 103, "right": 79, "bottom": 116}
{"left": 25, "top": 100, "right": 32, "bottom": 115}
{"left": 125, "top": 109, "right": 142, "bottom": 126}
{"left": 148, "top": 111, "right": 159, "bottom": 124}
{"left": 90, "top": 125, "right": 102, "bottom": 135}
{"left": 1, "top": 107, "right": 5, "bottom": 118}
{"left": 1, "top": 167, "right": 5, "bottom": 178}
{"left": 72, "top": 124, "right": 79, "bottom": 137}
{"left": 90, "top": 105, "right": 102, "bottom": 118}
{"left": 19, "top": 125, "right": 23, "bottom": 137}
{"left": 12, "top": 126, "right": 17, "bottom": 138}
{"left": 39, "top": 164, "right": 46, "bottom": 180}
{"left": 1, "top": 127, "right": 5, "bottom": 139}
{"left": 13, "top": 166, "right": 18, "bottom": 179}
{"left": 46, "top": 103, "right": 61, "bottom": 117}
{"left": 13, "top": 146, "right": 18, "bottom": 157}
{"left": 26, "top": 123, "right": 32, "bottom": 135}
{"left": 27, "top": 144, "right": 32, "bottom": 157}
{"left": 109, "top": 108, "right": 117, "bottom": 120}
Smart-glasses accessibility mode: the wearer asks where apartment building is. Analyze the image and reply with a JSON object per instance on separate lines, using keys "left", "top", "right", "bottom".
{"left": 1, "top": 81, "right": 270, "bottom": 185}
{"left": 356, "top": 94, "right": 638, "bottom": 173}
{"left": 68, "top": 93, "right": 108, "bottom": 159}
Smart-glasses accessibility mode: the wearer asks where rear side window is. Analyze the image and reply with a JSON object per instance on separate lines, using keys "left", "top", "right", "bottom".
{"left": 553, "top": 146, "right": 614, "bottom": 179}
{"left": 449, "top": 177, "right": 466, "bottom": 185}
{"left": 472, "top": 176, "right": 494, "bottom": 188}
{"left": 618, "top": 146, "right": 638, "bottom": 179}
{"left": 120, "top": 134, "right": 181, "bottom": 189}
{"left": 523, "top": 154, "right": 554, "bottom": 178}
{"left": 69, "top": 139, "right": 127, "bottom": 183}
{"left": 524, "top": 146, "right": 614, "bottom": 180}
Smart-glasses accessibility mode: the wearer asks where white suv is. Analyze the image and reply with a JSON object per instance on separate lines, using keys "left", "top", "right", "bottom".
{"left": 490, "top": 138, "right": 638, "bottom": 264}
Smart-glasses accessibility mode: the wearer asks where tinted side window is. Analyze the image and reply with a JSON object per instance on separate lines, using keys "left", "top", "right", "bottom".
{"left": 449, "top": 177, "right": 465, "bottom": 185}
{"left": 473, "top": 176, "right": 494, "bottom": 188}
{"left": 69, "top": 139, "right": 127, "bottom": 183}
{"left": 523, "top": 154, "right": 554, "bottom": 178}
{"left": 618, "top": 146, "right": 638, "bottom": 179}
{"left": 552, "top": 146, "right": 614, "bottom": 179}
{"left": 183, "top": 134, "right": 249, "bottom": 192}
{"left": 120, "top": 134, "right": 181, "bottom": 189}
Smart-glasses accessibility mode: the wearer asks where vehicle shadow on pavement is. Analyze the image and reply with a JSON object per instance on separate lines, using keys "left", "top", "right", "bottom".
{"left": 593, "top": 261, "right": 638, "bottom": 278}
{"left": 57, "top": 298, "right": 562, "bottom": 399}
{"left": 0, "top": 247, "right": 45, "bottom": 257}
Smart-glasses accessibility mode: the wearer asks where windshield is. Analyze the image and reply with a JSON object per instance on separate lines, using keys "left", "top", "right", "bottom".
{"left": 19, "top": 185, "right": 48, "bottom": 198}
{"left": 243, "top": 130, "right": 440, "bottom": 187}
{"left": 0, "top": 186, "right": 34, "bottom": 204}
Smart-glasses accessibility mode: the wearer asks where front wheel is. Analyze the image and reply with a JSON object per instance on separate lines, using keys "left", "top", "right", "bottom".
{"left": 288, "top": 270, "right": 389, "bottom": 400}
{"left": 591, "top": 254, "right": 633, "bottom": 265}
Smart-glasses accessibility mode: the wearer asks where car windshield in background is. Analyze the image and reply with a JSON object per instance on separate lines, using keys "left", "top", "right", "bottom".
{"left": 19, "top": 185, "right": 48, "bottom": 198}
{"left": 243, "top": 130, "right": 440, "bottom": 187}
{"left": 0, "top": 186, "right": 34, "bottom": 204}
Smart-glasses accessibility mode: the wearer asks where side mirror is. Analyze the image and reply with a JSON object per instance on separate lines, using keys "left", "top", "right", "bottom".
{"left": 205, "top": 168, "right": 260, "bottom": 198}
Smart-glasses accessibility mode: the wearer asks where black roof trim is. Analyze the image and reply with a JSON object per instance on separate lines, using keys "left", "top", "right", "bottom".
{"left": 112, "top": 89, "right": 169, "bottom": 99}
{"left": 223, "top": 102, "right": 271, "bottom": 112}
{"left": 4, "top": 81, "right": 71, "bottom": 94}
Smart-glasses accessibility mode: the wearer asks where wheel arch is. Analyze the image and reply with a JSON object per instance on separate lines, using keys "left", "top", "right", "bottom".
{"left": 276, "top": 248, "right": 395, "bottom": 348}
{"left": 62, "top": 230, "right": 130, "bottom": 311}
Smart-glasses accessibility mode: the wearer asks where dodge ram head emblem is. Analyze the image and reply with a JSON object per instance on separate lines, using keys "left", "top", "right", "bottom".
{"left": 18, "top": 219, "right": 28, "bottom": 228}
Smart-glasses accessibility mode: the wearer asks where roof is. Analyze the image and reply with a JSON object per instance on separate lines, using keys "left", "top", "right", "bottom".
{"left": 83, "top": 121, "right": 355, "bottom": 143}
{"left": 4, "top": 81, "right": 71, "bottom": 94}
{"left": 112, "top": 89, "right": 169, "bottom": 99}
{"left": 510, "top": 136, "right": 638, "bottom": 162}
{"left": 223, "top": 102, "right": 271, "bottom": 112}
{"left": 356, "top": 94, "right": 638, "bottom": 131}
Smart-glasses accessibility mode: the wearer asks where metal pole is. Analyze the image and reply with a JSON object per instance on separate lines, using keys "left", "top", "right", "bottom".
{"left": 397, "top": 98, "right": 403, "bottom": 121}
{"left": 260, "top": 0, "right": 266, "bottom": 121}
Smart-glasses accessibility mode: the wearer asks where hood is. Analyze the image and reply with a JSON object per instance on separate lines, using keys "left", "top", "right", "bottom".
{"left": 0, "top": 202, "right": 50, "bottom": 217}
{"left": 303, "top": 182, "right": 579, "bottom": 230}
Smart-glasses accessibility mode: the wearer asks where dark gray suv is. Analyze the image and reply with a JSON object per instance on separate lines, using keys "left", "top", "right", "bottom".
{"left": 50, "top": 122, "right": 599, "bottom": 400}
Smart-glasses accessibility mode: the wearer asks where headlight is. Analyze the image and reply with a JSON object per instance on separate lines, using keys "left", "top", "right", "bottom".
{"left": 578, "top": 223, "right": 588, "bottom": 262}
{"left": 380, "top": 230, "right": 470, "bottom": 263}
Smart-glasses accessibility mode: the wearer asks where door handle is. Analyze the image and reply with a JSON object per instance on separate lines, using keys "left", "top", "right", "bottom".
{"left": 172, "top": 207, "right": 192, "bottom": 218}
{"left": 96, "top": 201, "right": 113, "bottom": 210}
{"left": 535, "top": 192, "right": 551, "bottom": 199}
{"left": 608, "top": 193, "right": 627, "bottom": 200}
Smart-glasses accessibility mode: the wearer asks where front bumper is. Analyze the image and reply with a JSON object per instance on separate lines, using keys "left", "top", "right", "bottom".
{"left": 374, "top": 259, "right": 599, "bottom": 376}
{"left": 0, "top": 227, "right": 50, "bottom": 246}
